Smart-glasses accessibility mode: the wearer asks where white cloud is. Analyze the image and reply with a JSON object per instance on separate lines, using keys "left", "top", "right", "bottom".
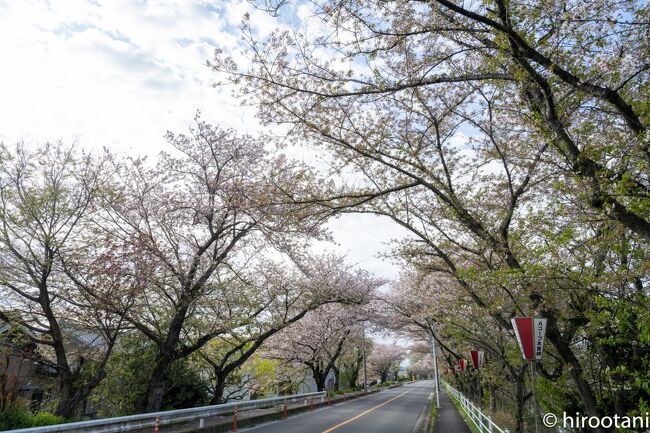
{"left": 0, "top": 0, "right": 253, "bottom": 155}
{"left": 0, "top": 0, "right": 406, "bottom": 278}
{"left": 318, "top": 214, "right": 412, "bottom": 281}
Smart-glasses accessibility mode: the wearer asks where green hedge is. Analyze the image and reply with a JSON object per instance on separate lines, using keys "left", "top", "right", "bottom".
{"left": 0, "top": 408, "right": 64, "bottom": 430}
{"left": 328, "top": 387, "right": 360, "bottom": 396}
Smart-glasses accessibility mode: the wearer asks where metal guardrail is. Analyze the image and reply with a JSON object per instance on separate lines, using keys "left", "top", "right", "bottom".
{"left": 8, "top": 391, "right": 326, "bottom": 433}
{"left": 445, "top": 383, "right": 510, "bottom": 433}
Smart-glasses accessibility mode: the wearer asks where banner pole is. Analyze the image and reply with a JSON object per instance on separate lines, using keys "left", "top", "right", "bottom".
{"left": 431, "top": 332, "right": 440, "bottom": 408}
{"left": 531, "top": 361, "right": 540, "bottom": 433}
{"left": 478, "top": 370, "right": 482, "bottom": 409}
{"left": 362, "top": 324, "right": 368, "bottom": 393}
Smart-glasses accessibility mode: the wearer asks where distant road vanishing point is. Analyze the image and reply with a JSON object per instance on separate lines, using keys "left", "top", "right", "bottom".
{"left": 240, "top": 381, "right": 435, "bottom": 433}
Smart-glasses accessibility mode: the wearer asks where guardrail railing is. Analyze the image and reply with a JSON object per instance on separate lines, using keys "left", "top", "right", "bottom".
{"left": 445, "top": 382, "right": 510, "bottom": 433}
{"left": 8, "top": 391, "right": 326, "bottom": 433}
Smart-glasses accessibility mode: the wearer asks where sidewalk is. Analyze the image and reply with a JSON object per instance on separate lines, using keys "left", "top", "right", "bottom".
{"left": 432, "top": 389, "right": 472, "bottom": 433}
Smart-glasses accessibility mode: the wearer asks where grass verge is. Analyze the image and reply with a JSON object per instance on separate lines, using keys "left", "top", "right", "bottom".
{"left": 428, "top": 399, "right": 439, "bottom": 432}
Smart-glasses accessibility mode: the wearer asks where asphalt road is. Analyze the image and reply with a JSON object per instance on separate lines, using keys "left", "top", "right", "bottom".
{"left": 241, "top": 381, "right": 434, "bottom": 433}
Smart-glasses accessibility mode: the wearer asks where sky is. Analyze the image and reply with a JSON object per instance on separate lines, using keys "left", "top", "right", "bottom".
{"left": 0, "top": 0, "right": 410, "bottom": 282}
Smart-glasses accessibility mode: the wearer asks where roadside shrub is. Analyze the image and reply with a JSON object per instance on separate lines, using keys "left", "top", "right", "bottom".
{"left": 0, "top": 407, "right": 32, "bottom": 430}
{"left": 31, "top": 412, "right": 65, "bottom": 426}
{"left": 328, "top": 387, "right": 359, "bottom": 397}
{"left": 0, "top": 407, "right": 63, "bottom": 430}
{"left": 93, "top": 333, "right": 210, "bottom": 416}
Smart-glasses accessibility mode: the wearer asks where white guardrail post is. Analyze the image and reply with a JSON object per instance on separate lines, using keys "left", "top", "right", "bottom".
{"left": 7, "top": 390, "right": 327, "bottom": 433}
{"left": 444, "top": 382, "right": 510, "bottom": 433}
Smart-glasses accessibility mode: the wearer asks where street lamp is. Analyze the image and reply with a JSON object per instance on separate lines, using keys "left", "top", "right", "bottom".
{"left": 431, "top": 329, "right": 440, "bottom": 408}
{"left": 362, "top": 324, "right": 368, "bottom": 393}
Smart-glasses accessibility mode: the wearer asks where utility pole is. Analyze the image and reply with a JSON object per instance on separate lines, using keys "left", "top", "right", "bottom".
{"left": 431, "top": 331, "right": 440, "bottom": 408}
{"left": 362, "top": 324, "right": 368, "bottom": 392}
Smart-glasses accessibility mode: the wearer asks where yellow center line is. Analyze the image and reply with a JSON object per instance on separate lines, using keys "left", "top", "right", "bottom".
{"left": 321, "top": 388, "right": 415, "bottom": 433}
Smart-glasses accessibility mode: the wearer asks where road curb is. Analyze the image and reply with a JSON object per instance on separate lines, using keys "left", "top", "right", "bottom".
{"left": 412, "top": 393, "right": 433, "bottom": 433}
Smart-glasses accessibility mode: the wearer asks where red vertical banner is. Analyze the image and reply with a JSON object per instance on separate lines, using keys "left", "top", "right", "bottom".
{"left": 459, "top": 359, "right": 466, "bottom": 373}
{"left": 512, "top": 317, "right": 535, "bottom": 360}
{"left": 471, "top": 351, "right": 485, "bottom": 369}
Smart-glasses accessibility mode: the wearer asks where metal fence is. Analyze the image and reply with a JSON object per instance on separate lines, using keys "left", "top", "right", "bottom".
{"left": 445, "top": 383, "right": 510, "bottom": 433}
{"left": 8, "top": 391, "right": 326, "bottom": 433}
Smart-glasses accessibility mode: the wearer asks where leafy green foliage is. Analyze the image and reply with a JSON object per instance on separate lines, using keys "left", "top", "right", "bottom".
{"left": 92, "top": 333, "right": 209, "bottom": 416}
{"left": 91, "top": 334, "right": 155, "bottom": 417}
{"left": 0, "top": 407, "right": 63, "bottom": 430}
{"left": 161, "top": 360, "right": 209, "bottom": 411}
{"left": 587, "top": 293, "right": 650, "bottom": 417}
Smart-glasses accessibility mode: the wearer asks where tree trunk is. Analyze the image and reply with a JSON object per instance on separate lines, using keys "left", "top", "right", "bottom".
{"left": 349, "top": 367, "right": 359, "bottom": 389}
{"left": 489, "top": 383, "right": 496, "bottom": 413}
{"left": 543, "top": 314, "right": 612, "bottom": 432}
{"left": 44, "top": 292, "right": 82, "bottom": 419}
{"left": 380, "top": 370, "right": 388, "bottom": 383}
{"left": 333, "top": 366, "right": 340, "bottom": 391}
{"left": 514, "top": 372, "right": 526, "bottom": 433}
{"left": 55, "top": 379, "right": 77, "bottom": 419}
{"left": 314, "top": 375, "right": 326, "bottom": 392}
{"left": 312, "top": 367, "right": 327, "bottom": 392}
{"left": 141, "top": 304, "right": 188, "bottom": 413}
{"left": 141, "top": 356, "right": 172, "bottom": 412}
{"left": 348, "top": 353, "right": 362, "bottom": 389}
{"left": 210, "top": 373, "right": 227, "bottom": 405}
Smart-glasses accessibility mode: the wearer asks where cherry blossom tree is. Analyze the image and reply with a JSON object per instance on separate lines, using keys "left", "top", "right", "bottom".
{"left": 368, "top": 343, "right": 405, "bottom": 383}
{"left": 99, "top": 117, "right": 373, "bottom": 411}
{"left": 197, "top": 255, "right": 379, "bottom": 402}
{"left": 335, "top": 332, "right": 369, "bottom": 390}
{"left": 222, "top": 0, "right": 650, "bottom": 239}
{"left": 0, "top": 142, "right": 129, "bottom": 418}
{"left": 264, "top": 298, "right": 377, "bottom": 392}
{"left": 383, "top": 268, "right": 536, "bottom": 432}
{"left": 410, "top": 353, "right": 434, "bottom": 379}
{"left": 212, "top": 2, "right": 649, "bottom": 430}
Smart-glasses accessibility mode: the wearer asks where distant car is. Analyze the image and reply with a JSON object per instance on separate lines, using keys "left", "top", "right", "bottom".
{"left": 369, "top": 379, "right": 378, "bottom": 386}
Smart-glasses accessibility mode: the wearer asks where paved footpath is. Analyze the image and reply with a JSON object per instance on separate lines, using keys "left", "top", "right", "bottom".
{"left": 240, "top": 381, "right": 434, "bottom": 433}
{"left": 432, "top": 388, "right": 472, "bottom": 433}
